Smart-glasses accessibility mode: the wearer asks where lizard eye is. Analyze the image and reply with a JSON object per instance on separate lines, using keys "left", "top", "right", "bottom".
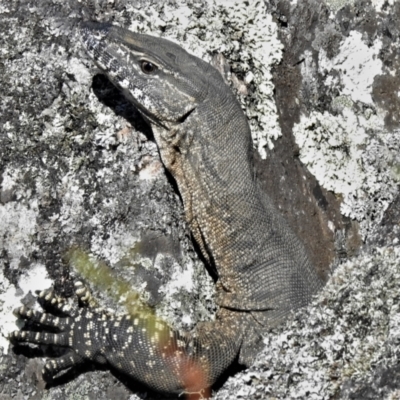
{"left": 141, "top": 60, "right": 157, "bottom": 74}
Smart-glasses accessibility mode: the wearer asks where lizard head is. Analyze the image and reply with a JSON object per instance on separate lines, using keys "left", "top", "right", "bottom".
{"left": 80, "top": 21, "right": 211, "bottom": 130}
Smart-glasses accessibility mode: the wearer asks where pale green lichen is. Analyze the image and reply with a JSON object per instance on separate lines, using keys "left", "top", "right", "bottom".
{"left": 325, "top": 0, "right": 355, "bottom": 12}
{"left": 391, "top": 163, "right": 400, "bottom": 182}
{"left": 331, "top": 95, "right": 354, "bottom": 113}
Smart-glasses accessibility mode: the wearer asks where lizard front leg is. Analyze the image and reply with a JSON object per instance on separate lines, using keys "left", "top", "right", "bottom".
{"left": 10, "top": 282, "right": 245, "bottom": 395}
{"left": 10, "top": 282, "right": 111, "bottom": 376}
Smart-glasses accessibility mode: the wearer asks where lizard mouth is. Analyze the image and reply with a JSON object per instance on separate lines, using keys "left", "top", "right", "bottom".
{"left": 177, "top": 108, "right": 195, "bottom": 123}
{"left": 136, "top": 103, "right": 196, "bottom": 131}
{"left": 132, "top": 101, "right": 168, "bottom": 129}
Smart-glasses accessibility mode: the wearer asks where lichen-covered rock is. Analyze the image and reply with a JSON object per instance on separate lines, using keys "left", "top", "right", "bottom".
{"left": 216, "top": 247, "right": 400, "bottom": 399}
{"left": 1, "top": 0, "right": 399, "bottom": 399}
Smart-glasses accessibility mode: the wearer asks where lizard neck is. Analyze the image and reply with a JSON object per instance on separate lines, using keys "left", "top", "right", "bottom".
{"left": 152, "top": 93, "right": 256, "bottom": 271}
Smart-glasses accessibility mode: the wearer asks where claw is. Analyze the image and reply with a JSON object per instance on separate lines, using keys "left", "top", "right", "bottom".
{"left": 75, "top": 282, "right": 90, "bottom": 300}
{"left": 74, "top": 281, "right": 84, "bottom": 289}
{"left": 14, "top": 306, "right": 34, "bottom": 319}
{"left": 75, "top": 281, "right": 98, "bottom": 308}
{"left": 8, "top": 330, "right": 23, "bottom": 341}
{"left": 13, "top": 306, "right": 24, "bottom": 317}
{"left": 43, "top": 353, "right": 84, "bottom": 377}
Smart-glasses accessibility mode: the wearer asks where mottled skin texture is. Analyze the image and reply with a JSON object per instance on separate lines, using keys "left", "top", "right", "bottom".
{"left": 10, "top": 22, "right": 323, "bottom": 395}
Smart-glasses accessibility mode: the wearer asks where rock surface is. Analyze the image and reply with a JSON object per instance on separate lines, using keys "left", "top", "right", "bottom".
{"left": 0, "top": 0, "right": 399, "bottom": 399}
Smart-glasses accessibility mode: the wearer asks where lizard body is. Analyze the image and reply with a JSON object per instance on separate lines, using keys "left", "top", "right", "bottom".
{"left": 10, "top": 21, "right": 323, "bottom": 395}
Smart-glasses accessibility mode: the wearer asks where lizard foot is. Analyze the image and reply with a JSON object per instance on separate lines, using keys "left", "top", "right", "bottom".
{"left": 9, "top": 281, "right": 109, "bottom": 378}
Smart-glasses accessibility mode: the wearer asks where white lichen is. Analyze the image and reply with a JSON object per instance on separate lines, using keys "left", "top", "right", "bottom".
{"left": 66, "top": 57, "right": 91, "bottom": 85}
{"left": 319, "top": 31, "right": 383, "bottom": 105}
{"left": 0, "top": 264, "right": 51, "bottom": 354}
{"left": 0, "top": 169, "right": 39, "bottom": 269}
{"left": 371, "top": 0, "right": 395, "bottom": 11}
{"left": 293, "top": 107, "right": 400, "bottom": 237}
{"left": 325, "top": 0, "right": 355, "bottom": 12}
{"left": 0, "top": 269, "right": 16, "bottom": 354}
{"left": 294, "top": 30, "right": 399, "bottom": 238}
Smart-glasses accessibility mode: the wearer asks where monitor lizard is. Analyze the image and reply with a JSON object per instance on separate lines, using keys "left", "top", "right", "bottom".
{"left": 10, "top": 21, "right": 324, "bottom": 396}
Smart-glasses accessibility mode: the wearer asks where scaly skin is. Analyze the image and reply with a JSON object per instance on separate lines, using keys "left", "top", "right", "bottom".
{"left": 10, "top": 21, "right": 324, "bottom": 396}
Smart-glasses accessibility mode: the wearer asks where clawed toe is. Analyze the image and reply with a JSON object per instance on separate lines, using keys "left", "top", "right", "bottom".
{"left": 43, "top": 353, "right": 84, "bottom": 377}
{"left": 13, "top": 305, "right": 31, "bottom": 318}
{"left": 75, "top": 281, "right": 98, "bottom": 308}
{"left": 9, "top": 330, "right": 25, "bottom": 342}
{"left": 9, "top": 328, "right": 69, "bottom": 346}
